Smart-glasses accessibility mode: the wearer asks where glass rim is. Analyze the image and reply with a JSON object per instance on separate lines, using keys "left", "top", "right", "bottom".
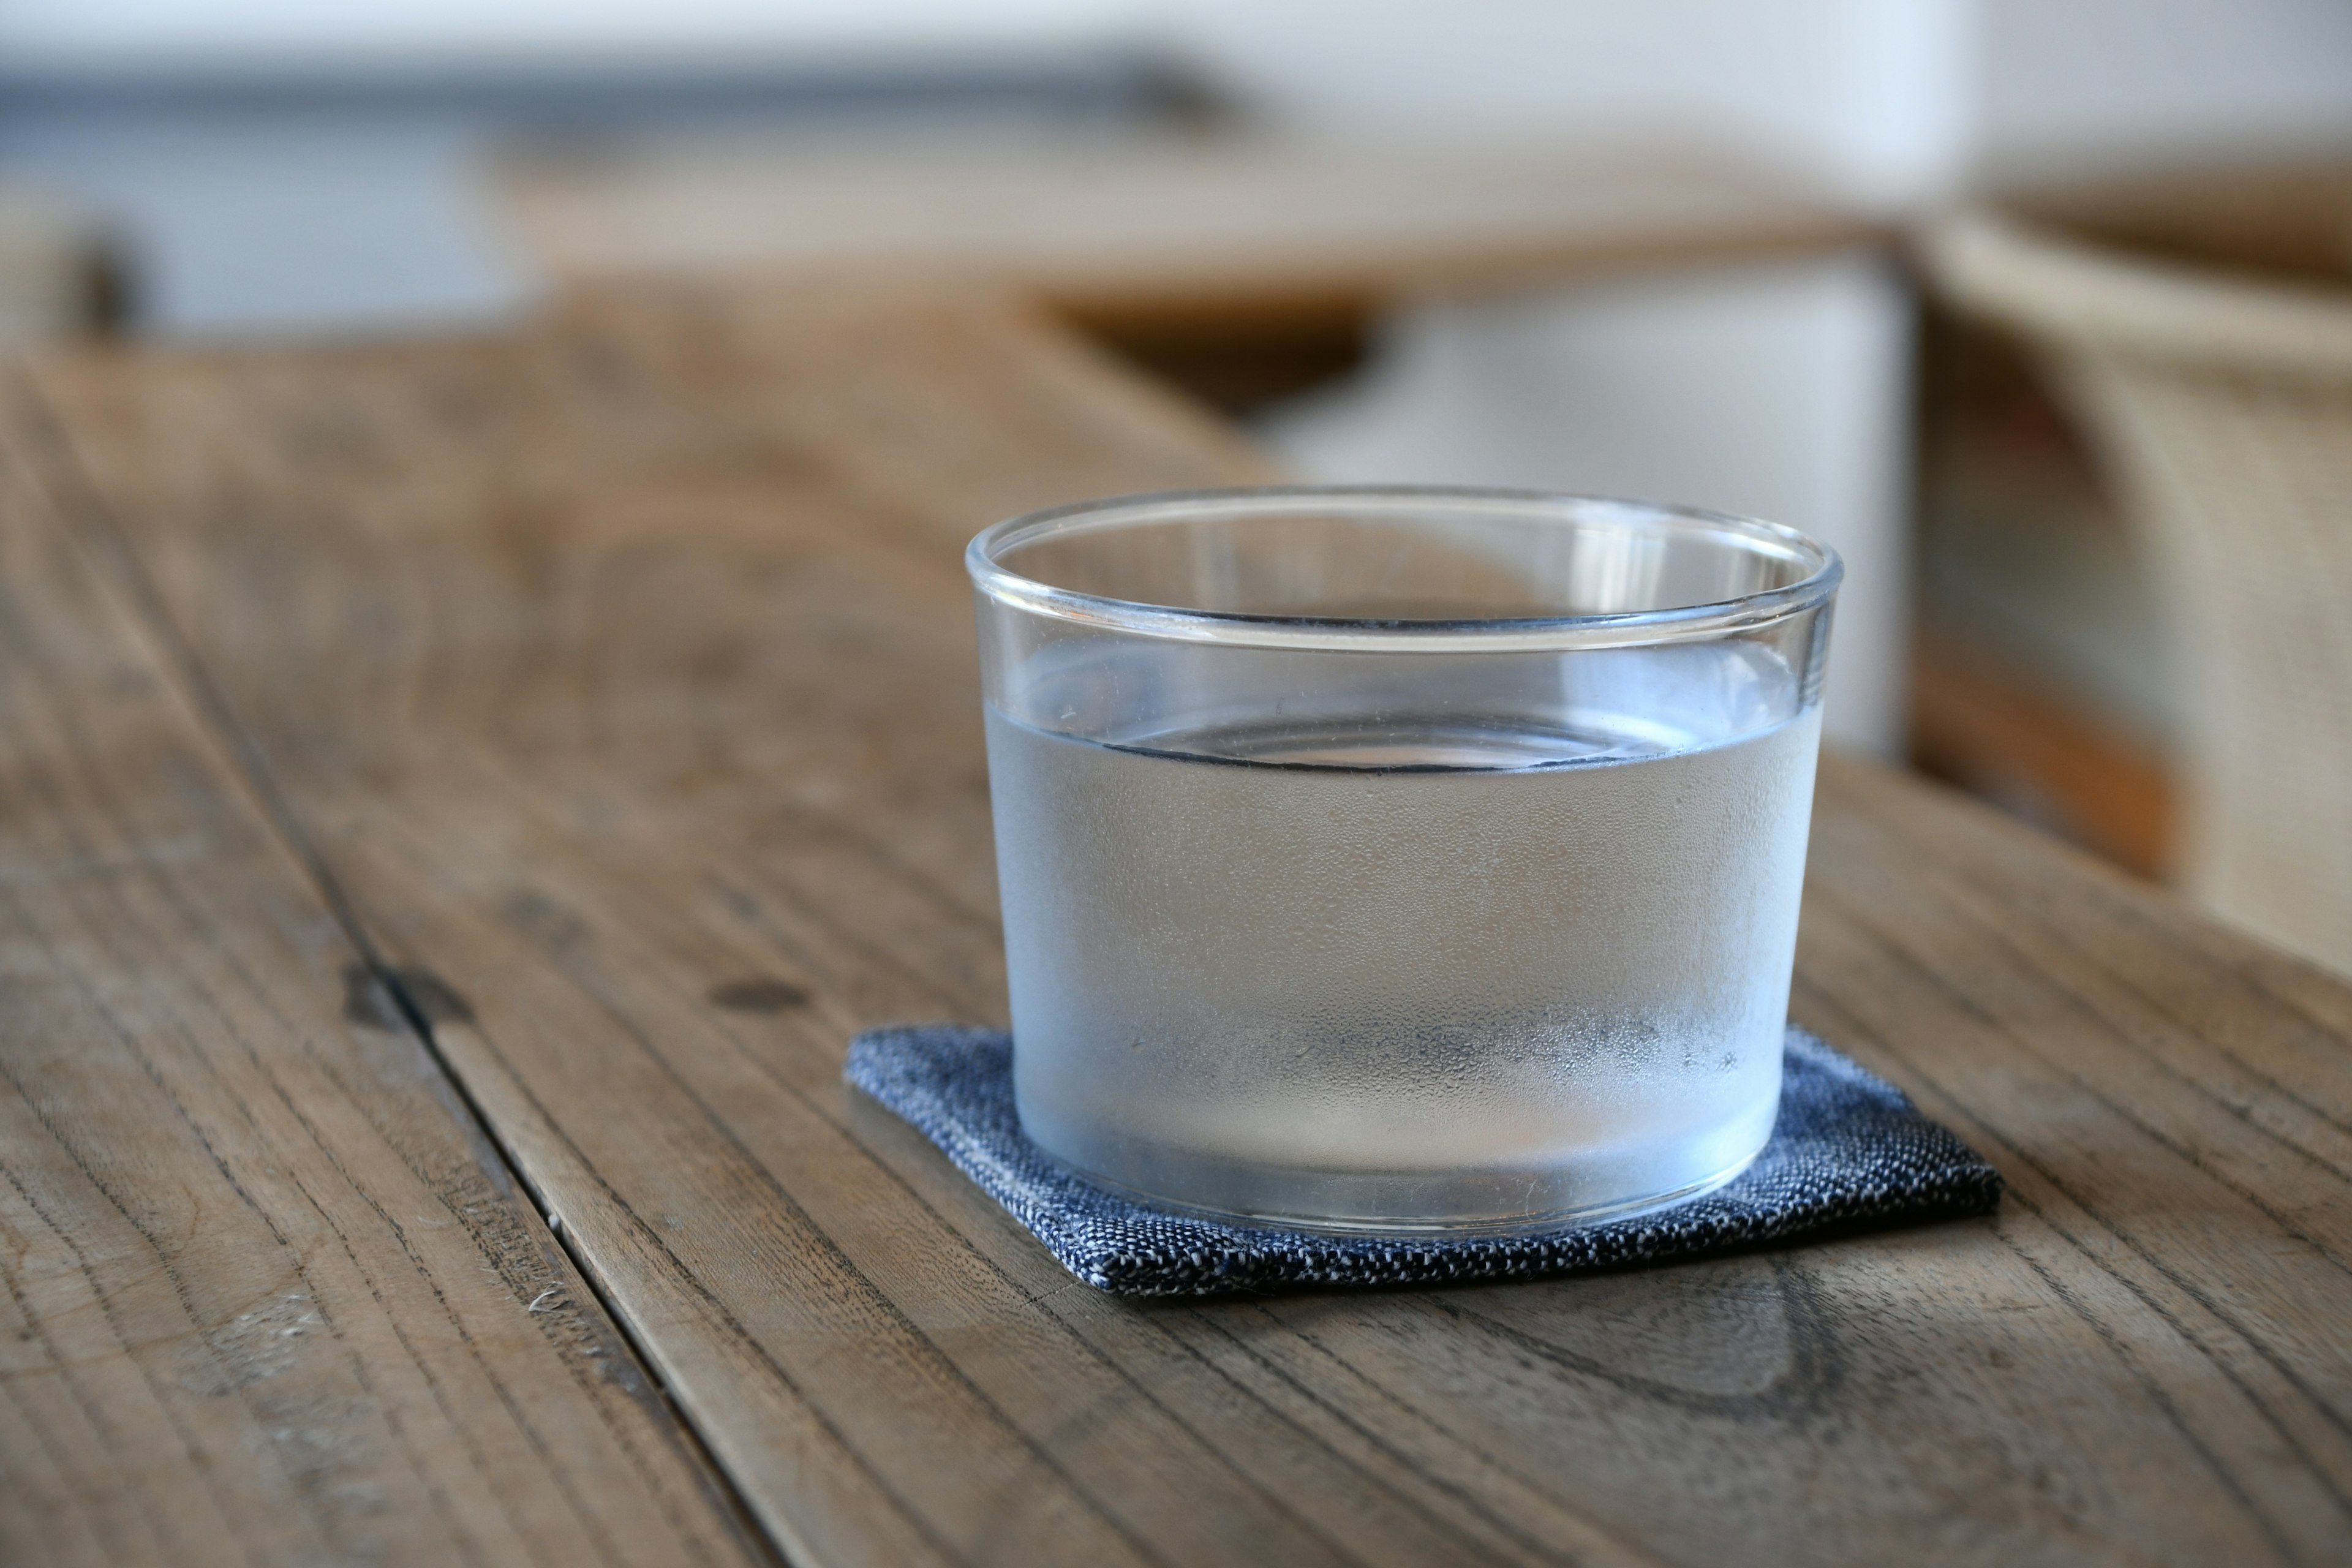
{"left": 966, "top": 484, "right": 1843, "bottom": 654}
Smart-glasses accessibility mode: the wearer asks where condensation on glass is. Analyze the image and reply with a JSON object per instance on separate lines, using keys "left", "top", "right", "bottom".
{"left": 968, "top": 487, "right": 1841, "bottom": 1234}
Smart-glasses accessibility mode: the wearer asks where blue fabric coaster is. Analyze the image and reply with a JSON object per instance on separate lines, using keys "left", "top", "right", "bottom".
{"left": 846, "top": 1023, "right": 2000, "bottom": 1297}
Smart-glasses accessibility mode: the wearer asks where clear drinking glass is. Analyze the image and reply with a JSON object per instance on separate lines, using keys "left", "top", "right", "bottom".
{"left": 969, "top": 486, "right": 1839, "bottom": 1234}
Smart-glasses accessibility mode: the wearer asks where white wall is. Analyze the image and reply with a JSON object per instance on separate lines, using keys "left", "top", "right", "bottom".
{"left": 12, "top": 0, "right": 2349, "bottom": 189}
{"left": 0, "top": 0, "right": 1975, "bottom": 198}
{"left": 0, "top": 0, "right": 1136, "bottom": 64}
{"left": 1978, "top": 0, "right": 2352, "bottom": 173}
{"left": 1163, "top": 0, "right": 2352, "bottom": 194}
{"left": 1158, "top": 0, "right": 1977, "bottom": 201}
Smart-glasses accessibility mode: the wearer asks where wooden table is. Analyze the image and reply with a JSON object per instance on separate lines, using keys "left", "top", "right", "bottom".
{"left": 2, "top": 280, "right": 2348, "bottom": 1566}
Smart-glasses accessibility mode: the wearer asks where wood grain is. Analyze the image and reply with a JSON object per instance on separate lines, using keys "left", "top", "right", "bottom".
{"left": 0, "top": 388, "right": 772, "bottom": 1566}
{"left": 13, "top": 278, "right": 2352, "bottom": 1566}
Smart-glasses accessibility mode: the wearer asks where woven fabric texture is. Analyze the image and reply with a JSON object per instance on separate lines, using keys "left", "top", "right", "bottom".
{"left": 846, "top": 1023, "right": 2001, "bottom": 1297}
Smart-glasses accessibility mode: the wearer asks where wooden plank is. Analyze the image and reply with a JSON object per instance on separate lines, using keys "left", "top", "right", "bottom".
{"left": 498, "top": 132, "right": 1877, "bottom": 319}
{"left": 1995, "top": 156, "right": 2352, "bottom": 287}
{"left": 17, "top": 280, "right": 2352, "bottom": 1565}
{"left": 0, "top": 393, "right": 773, "bottom": 1564}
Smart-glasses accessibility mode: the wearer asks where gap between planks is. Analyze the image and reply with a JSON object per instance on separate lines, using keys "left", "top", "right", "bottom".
{"left": 2, "top": 366, "right": 797, "bottom": 1568}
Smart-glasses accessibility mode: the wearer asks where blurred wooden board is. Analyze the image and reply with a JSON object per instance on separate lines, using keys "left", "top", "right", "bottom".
{"left": 499, "top": 132, "right": 1877, "bottom": 324}
{"left": 1909, "top": 625, "right": 2175, "bottom": 880}
{"left": 1997, "top": 155, "right": 2352, "bottom": 286}
{"left": 7, "top": 278, "right": 2351, "bottom": 1565}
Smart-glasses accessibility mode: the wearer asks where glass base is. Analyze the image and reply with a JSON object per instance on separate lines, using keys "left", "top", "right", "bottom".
{"left": 1030, "top": 1102, "right": 1777, "bottom": 1238}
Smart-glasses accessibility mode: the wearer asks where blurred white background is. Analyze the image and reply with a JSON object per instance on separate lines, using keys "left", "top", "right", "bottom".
{"left": 8, "top": 0, "right": 2349, "bottom": 330}
{"left": 2, "top": 0, "right": 2348, "bottom": 756}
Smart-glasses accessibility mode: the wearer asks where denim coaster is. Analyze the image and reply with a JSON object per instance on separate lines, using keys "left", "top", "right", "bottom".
{"left": 846, "top": 1024, "right": 2001, "bottom": 1297}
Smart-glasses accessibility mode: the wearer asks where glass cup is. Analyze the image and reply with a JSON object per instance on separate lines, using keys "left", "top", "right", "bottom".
{"left": 968, "top": 486, "right": 1839, "bottom": 1234}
